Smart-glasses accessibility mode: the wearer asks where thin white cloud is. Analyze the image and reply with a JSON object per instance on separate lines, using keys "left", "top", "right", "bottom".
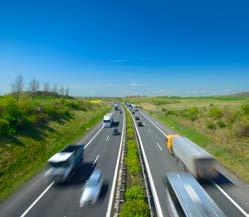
{"left": 111, "top": 59, "right": 127, "bottom": 63}
{"left": 129, "top": 83, "right": 142, "bottom": 87}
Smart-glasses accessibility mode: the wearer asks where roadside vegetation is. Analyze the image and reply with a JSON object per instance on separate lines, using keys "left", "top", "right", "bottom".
{"left": 119, "top": 108, "right": 150, "bottom": 217}
{"left": 0, "top": 93, "right": 110, "bottom": 200}
{"left": 126, "top": 96, "right": 249, "bottom": 183}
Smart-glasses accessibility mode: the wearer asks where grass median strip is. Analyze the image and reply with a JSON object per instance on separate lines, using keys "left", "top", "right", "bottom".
{"left": 119, "top": 108, "right": 150, "bottom": 217}
{"left": 0, "top": 101, "right": 110, "bottom": 201}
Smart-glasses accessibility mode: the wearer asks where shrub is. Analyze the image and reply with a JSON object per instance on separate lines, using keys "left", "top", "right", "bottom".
{"left": 183, "top": 107, "right": 199, "bottom": 121}
{"left": 0, "top": 119, "right": 10, "bottom": 135}
{"left": 119, "top": 200, "right": 150, "bottom": 217}
{"left": 125, "top": 186, "right": 144, "bottom": 201}
{"left": 208, "top": 107, "right": 223, "bottom": 120}
{"left": 234, "top": 117, "right": 249, "bottom": 137}
{"left": 207, "top": 122, "right": 216, "bottom": 130}
{"left": 241, "top": 102, "right": 249, "bottom": 115}
{"left": 217, "top": 120, "right": 226, "bottom": 128}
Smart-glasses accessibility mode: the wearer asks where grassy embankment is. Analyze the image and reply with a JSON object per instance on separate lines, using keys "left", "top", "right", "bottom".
{"left": 119, "top": 108, "right": 150, "bottom": 217}
{"left": 128, "top": 96, "right": 249, "bottom": 183}
{"left": 0, "top": 97, "right": 110, "bottom": 201}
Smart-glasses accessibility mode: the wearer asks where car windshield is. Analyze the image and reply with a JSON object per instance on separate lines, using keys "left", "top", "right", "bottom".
{"left": 103, "top": 120, "right": 110, "bottom": 123}
{"left": 49, "top": 161, "right": 70, "bottom": 168}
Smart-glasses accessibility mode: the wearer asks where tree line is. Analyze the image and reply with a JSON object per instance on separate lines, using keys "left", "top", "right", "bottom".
{"left": 11, "top": 74, "right": 70, "bottom": 100}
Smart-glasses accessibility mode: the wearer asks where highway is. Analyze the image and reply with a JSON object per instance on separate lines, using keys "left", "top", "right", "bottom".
{"left": 130, "top": 109, "right": 249, "bottom": 217}
{"left": 0, "top": 109, "right": 125, "bottom": 217}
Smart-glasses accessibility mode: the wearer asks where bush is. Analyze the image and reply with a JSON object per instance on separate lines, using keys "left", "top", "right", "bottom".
{"left": 119, "top": 200, "right": 150, "bottom": 217}
{"left": 183, "top": 107, "right": 199, "bottom": 121}
{"left": 207, "top": 122, "right": 216, "bottom": 130}
{"left": 0, "top": 119, "right": 10, "bottom": 135}
{"left": 241, "top": 102, "right": 249, "bottom": 115}
{"left": 125, "top": 186, "right": 144, "bottom": 201}
{"left": 217, "top": 120, "right": 226, "bottom": 128}
{"left": 234, "top": 117, "right": 249, "bottom": 137}
{"left": 208, "top": 107, "right": 223, "bottom": 120}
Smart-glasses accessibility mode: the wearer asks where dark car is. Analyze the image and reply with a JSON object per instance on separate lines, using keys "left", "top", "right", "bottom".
{"left": 137, "top": 121, "right": 143, "bottom": 127}
{"left": 135, "top": 116, "right": 140, "bottom": 120}
{"left": 132, "top": 111, "right": 135, "bottom": 114}
{"left": 112, "top": 127, "right": 119, "bottom": 135}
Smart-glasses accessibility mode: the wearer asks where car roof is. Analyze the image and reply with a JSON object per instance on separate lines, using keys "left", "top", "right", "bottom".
{"left": 89, "top": 169, "right": 102, "bottom": 181}
{"left": 165, "top": 173, "right": 226, "bottom": 217}
{"left": 48, "top": 152, "right": 73, "bottom": 163}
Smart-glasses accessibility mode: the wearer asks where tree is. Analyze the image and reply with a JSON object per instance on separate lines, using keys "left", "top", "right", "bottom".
{"left": 59, "top": 86, "right": 64, "bottom": 96}
{"left": 43, "top": 82, "right": 50, "bottom": 93}
{"left": 65, "top": 87, "right": 69, "bottom": 96}
{"left": 11, "top": 74, "right": 24, "bottom": 101}
{"left": 29, "top": 78, "right": 39, "bottom": 100}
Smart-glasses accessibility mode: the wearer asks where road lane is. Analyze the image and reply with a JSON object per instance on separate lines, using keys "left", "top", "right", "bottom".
{"left": 0, "top": 109, "right": 125, "bottom": 217}
{"left": 136, "top": 109, "right": 249, "bottom": 217}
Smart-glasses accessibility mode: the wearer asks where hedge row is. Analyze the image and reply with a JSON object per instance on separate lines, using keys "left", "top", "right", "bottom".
{"left": 119, "top": 108, "right": 150, "bottom": 217}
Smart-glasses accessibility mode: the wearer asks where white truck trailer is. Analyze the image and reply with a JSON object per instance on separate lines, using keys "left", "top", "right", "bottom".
{"left": 170, "top": 137, "right": 218, "bottom": 180}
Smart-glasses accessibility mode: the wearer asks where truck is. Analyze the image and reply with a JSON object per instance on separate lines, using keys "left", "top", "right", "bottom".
{"left": 166, "top": 136, "right": 218, "bottom": 180}
{"left": 103, "top": 113, "right": 114, "bottom": 128}
{"left": 45, "top": 144, "right": 84, "bottom": 183}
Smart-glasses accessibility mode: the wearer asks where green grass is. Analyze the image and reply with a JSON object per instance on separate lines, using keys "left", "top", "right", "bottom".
{"left": 119, "top": 108, "right": 150, "bottom": 217}
{"left": 0, "top": 105, "right": 110, "bottom": 201}
{"left": 149, "top": 111, "right": 249, "bottom": 183}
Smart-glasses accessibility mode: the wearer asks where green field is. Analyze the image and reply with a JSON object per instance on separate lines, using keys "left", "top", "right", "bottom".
{"left": 0, "top": 97, "right": 110, "bottom": 201}
{"left": 126, "top": 96, "right": 249, "bottom": 183}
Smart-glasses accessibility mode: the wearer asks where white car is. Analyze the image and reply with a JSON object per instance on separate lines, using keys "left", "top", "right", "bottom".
{"left": 79, "top": 169, "right": 103, "bottom": 207}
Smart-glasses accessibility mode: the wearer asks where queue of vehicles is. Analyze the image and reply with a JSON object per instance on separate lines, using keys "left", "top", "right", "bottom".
{"left": 125, "top": 102, "right": 225, "bottom": 216}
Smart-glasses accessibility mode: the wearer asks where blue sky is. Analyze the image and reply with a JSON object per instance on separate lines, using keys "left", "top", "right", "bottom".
{"left": 0, "top": 0, "right": 249, "bottom": 96}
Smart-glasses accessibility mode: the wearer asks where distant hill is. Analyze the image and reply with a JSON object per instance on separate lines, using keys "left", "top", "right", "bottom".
{"left": 230, "top": 92, "right": 249, "bottom": 97}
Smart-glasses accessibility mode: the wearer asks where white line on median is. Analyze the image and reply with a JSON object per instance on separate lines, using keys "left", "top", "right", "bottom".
{"left": 213, "top": 182, "right": 249, "bottom": 217}
{"left": 140, "top": 111, "right": 249, "bottom": 217}
{"left": 106, "top": 108, "right": 125, "bottom": 217}
{"left": 93, "top": 154, "right": 100, "bottom": 165}
{"left": 20, "top": 125, "right": 104, "bottom": 217}
{"left": 129, "top": 110, "right": 164, "bottom": 217}
{"left": 106, "top": 135, "right": 109, "bottom": 142}
{"left": 20, "top": 182, "right": 54, "bottom": 217}
{"left": 156, "top": 142, "right": 163, "bottom": 151}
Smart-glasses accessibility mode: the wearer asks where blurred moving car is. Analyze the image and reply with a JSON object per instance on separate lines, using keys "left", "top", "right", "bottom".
{"left": 79, "top": 169, "right": 103, "bottom": 207}
{"left": 112, "top": 127, "right": 119, "bottom": 135}
{"left": 163, "top": 172, "right": 226, "bottom": 217}
{"left": 137, "top": 121, "right": 143, "bottom": 127}
{"left": 135, "top": 116, "right": 140, "bottom": 120}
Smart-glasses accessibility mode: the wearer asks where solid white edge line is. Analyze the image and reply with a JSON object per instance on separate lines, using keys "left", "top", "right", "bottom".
{"left": 105, "top": 107, "right": 125, "bottom": 217}
{"left": 156, "top": 142, "right": 163, "bottom": 151}
{"left": 84, "top": 126, "right": 104, "bottom": 150}
{"left": 139, "top": 111, "right": 167, "bottom": 136}
{"left": 213, "top": 182, "right": 249, "bottom": 217}
{"left": 129, "top": 109, "right": 164, "bottom": 217}
{"left": 106, "top": 135, "right": 109, "bottom": 142}
{"left": 140, "top": 111, "right": 249, "bottom": 217}
{"left": 20, "top": 123, "right": 105, "bottom": 216}
{"left": 20, "top": 182, "right": 54, "bottom": 217}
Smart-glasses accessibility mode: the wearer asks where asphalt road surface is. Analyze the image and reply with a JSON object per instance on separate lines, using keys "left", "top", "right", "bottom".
{"left": 0, "top": 109, "right": 125, "bottom": 217}
{"left": 131, "top": 109, "right": 249, "bottom": 217}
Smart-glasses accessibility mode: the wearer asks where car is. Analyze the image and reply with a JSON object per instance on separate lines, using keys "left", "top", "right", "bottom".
{"left": 112, "top": 127, "right": 119, "bottom": 135}
{"left": 137, "top": 121, "right": 143, "bottom": 127}
{"left": 135, "top": 116, "right": 140, "bottom": 120}
{"left": 132, "top": 111, "right": 135, "bottom": 114}
{"left": 119, "top": 110, "right": 122, "bottom": 114}
{"left": 79, "top": 169, "right": 103, "bottom": 207}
